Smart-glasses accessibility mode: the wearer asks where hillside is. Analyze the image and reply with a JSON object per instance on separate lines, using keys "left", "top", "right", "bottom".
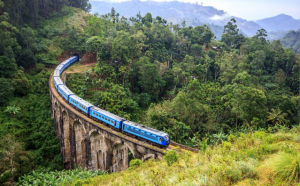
{"left": 69, "top": 128, "right": 300, "bottom": 185}
{"left": 257, "top": 14, "right": 300, "bottom": 32}
{"left": 281, "top": 30, "right": 300, "bottom": 53}
{"left": 90, "top": 0, "right": 300, "bottom": 39}
{"left": 0, "top": 1, "right": 91, "bottom": 184}
{"left": 1, "top": 0, "right": 299, "bottom": 185}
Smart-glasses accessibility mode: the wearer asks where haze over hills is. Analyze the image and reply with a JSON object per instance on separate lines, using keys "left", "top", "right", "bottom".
{"left": 257, "top": 14, "right": 300, "bottom": 32}
{"left": 90, "top": 0, "right": 300, "bottom": 39}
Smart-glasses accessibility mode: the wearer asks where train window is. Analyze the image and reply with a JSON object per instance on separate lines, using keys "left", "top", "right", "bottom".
{"left": 159, "top": 138, "right": 162, "bottom": 142}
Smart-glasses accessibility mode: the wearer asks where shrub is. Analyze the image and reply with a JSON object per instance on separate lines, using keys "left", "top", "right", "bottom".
{"left": 164, "top": 150, "right": 178, "bottom": 166}
{"left": 129, "top": 159, "right": 142, "bottom": 168}
{"left": 17, "top": 168, "right": 106, "bottom": 185}
{"left": 222, "top": 141, "right": 232, "bottom": 150}
{"left": 224, "top": 167, "right": 242, "bottom": 183}
{"left": 237, "top": 160, "right": 257, "bottom": 179}
{"left": 227, "top": 134, "right": 236, "bottom": 142}
{"left": 271, "top": 152, "right": 300, "bottom": 184}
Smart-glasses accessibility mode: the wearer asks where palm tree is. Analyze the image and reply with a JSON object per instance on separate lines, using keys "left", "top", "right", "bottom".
{"left": 267, "top": 108, "right": 287, "bottom": 126}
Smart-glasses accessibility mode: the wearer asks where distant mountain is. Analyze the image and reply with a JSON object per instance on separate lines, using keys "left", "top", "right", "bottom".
{"left": 90, "top": 0, "right": 225, "bottom": 25}
{"left": 281, "top": 29, "right": 300, "bottom": 53}
{"left": 256, "top": 14, "right": 300, "bottom": 32}
{"left": 90, "top": 0, "right": 300, "bottom": 39}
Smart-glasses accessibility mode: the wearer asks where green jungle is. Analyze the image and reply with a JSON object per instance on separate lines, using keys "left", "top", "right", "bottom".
{"left": 0, "top": 0, "right": 299, "bottom": 185}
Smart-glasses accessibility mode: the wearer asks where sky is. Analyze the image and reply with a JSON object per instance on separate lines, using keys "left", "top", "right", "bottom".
{"left": 92, "top": 0, "right": 300, "bottom": 20}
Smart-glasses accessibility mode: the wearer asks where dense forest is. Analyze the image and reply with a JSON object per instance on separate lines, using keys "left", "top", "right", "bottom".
{"left": 0, "top": 0, "right": 91, "bottom": 184}
{"left": 0, "top": 0, "right": 299, "bottom": 185}
{"left": 281, "top": 29, "right": 300, "bottom": 53}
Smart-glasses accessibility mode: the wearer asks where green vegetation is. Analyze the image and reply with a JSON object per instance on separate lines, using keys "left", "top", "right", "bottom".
{"left": 70, "top": 126, "right": 300, "bottom": 185}
{"left": 164, "top": 150, "right": 179, "bottom": 166}
{"left": 18, "top": 168, "right": 106, "bottom": 185}
{"left": 129, "top": 159, "right": 143, "bottom": 169}
{"left": 67, "top": 11, "right": 299, "bottom": 147}
{"left": 0, "top": 0, "right": 299, "bottom": 185}
{"left": 281, "top": 29, "right": 300, "bottom": 53}
{"left": 0, "top": 0, "right": 90, "bottom": 184}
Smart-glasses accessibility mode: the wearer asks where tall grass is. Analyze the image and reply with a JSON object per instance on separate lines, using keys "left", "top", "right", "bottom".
{"left": 33, "top": 126, "right": 300, "bottom": 186}
{"left": 259, "top": 152, "right": 300, "bottom": 184}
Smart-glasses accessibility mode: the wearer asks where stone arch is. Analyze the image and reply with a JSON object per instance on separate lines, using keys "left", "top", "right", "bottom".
{"left": 124, "top": 142, "right": 141, "bottom": 159}
{"left": 62, "top": 110, "right": 72, "bottom": 169}
{"left": 74, "top": 120, "right": 87, "bottom": 168}
{"left": 111, "top": 140, "right": 132, "bottom": 172}
{"left": 89, "top": 130, "right": 102, "bottom": 170}
{"left": 54, "top": 101, "right": 61, "bottom": 136}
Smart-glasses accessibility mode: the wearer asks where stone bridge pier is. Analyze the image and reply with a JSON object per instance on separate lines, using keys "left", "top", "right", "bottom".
{"left": 50, "top": 84, "right": 164, "bottom": 172}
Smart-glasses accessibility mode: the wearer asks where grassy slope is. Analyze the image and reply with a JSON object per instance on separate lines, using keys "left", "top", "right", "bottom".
{"left": 69, "top": 127, "right": 300, "bottom": 186}
{"left": 40, "top": 6, "right": 89, "bottom": 62}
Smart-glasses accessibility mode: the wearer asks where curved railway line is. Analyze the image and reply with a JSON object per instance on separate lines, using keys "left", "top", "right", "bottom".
{"left": 49, "top": 57, "right": 199, "bottom": 156}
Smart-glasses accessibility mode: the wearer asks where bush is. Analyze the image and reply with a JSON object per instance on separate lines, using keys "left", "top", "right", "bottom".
{"left": 224, "top": 167, "right": 242, "bottom": 183}
{"left": 17, "top": 168, "right": 106, "bottom": 185}
{"left": 129, "top": 159, "right": 142, "bottom": 168}
{"left": 164, "top": 150, "right": 178, "bottom": 166}
{"left": 222, "top": 141, "right": 232, "bottom": 150}
{"left": 271, "top": 152, "right": 300, "bottom": 183}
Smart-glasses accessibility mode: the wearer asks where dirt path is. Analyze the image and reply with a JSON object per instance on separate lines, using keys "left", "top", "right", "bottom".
{"left": 65, "top": 62, "right": 96, "bottom": 74}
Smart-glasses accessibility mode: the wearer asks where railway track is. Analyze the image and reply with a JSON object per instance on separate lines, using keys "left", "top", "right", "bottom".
{"left": 50, "top": 72, "right": 199, "bottom": 154}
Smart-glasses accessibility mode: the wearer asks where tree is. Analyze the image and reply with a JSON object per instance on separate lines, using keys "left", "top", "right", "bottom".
{"left": 0, "top": 78, "right": 14, "bottom": 105}
{"left": 0, "top": 56, "right": 17, "bottom": 78}
{"left": 267, "top": 108, "right": 288, "bottom": 126}
{"left": 142, "top": 12, "right": 152, "bottom": 27}
{"left": 221, "top": 18, "right": 245, "bottom": 49}
{"left": 0, "top": 134, "right": 30, "bottom": 185}
{"left": 69, "top": 0, "right": 91, "bottom": 12}
{"left": 223, "top": 78, "right": 267, "bottom": 129}
{"left": 254, "top": 28, "right": 268, "bottom": 43}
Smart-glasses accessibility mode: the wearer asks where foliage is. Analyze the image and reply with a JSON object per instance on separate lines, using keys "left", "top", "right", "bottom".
{"left": 0, "top": 1, "right": 299, "bottom": 184}
{"left": 164, "top": 150, "right": 178, "bottom": 166}
{"left": 0, "top": 134, "right": 31, "bottom": 185}
{"left": 129, "top": 159, "right": 143, "bottom": 168}
{"left": 281, "top": 29, "right": 300, "bottom": 53}
{"left": 258, "top": 151, "right": 300, "bottom": 184}
{"left": 69, "top": 127, "right": 300, "bottom": 185}
{"left": 17, "top": 168, "right": 106, "bottom": 185}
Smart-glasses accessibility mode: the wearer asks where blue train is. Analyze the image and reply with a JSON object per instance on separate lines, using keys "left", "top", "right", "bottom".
{"left": 53, "top": 56, "right": 170, "bottom": 147}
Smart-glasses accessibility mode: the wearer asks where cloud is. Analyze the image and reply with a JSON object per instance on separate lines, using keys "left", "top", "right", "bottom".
{"left": 209, "top": 13, "right": 230, "bottom": 21}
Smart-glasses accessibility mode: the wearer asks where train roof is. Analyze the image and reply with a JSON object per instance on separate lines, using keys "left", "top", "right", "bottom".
{"left": 123, "top": 120, "right": 169, "bottom": 137}
{"left": 91, "top": 106, "right": 125, "bottom": 121}
{"left": 55, "top": 64, "right": 64, "bottom": 71}
{"left": 61, "top": 59, "right": 71, "bottom": 66}
{"left": 69, "top": 94, "right": 94, "bottom": 108}
{"left": 53, "top": 70, "right": 61, "bottom": 77}
{"left": 58, "top": 85, "right": 74, "bottom": 95}
{"left": 53, "top": 77, "right": 64, "bottom": 85}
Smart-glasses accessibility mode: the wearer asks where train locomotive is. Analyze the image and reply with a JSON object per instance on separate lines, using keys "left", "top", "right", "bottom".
{"left": 53, "top": 56, "right": 170, "bottom": 147}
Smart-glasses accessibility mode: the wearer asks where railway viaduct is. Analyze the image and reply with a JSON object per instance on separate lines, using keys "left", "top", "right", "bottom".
{"left": 49, "top": 76, "right": 167, "bottom": 172}
{"left": 49, "top": 70, "right": 198, "bottom": 172}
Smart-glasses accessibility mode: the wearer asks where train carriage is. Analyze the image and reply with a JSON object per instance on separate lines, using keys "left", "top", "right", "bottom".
{"left": 53, "top": 77, "right": 64, "bottom": 89}
{"left": 122, "top": 121, "right": 170, "bottom": 146}
{"left": 69, "top": 95, "right": 93, "bottom": 114}
{"left": 53, "top": 70, "right": 61, "bottom": 77}
{"left": 53, "top": 56, "right": 170, "bottom": 147}
{"left": 56, "top": 64, "right": 65, "bottom": 73}
{"left": 60, "top": 56, "right": 79, "bottom": 72}
{"left": 90, "top": 106, "right": 125, "bottom": 129}
{"left": 57, "top": 85, "right": 74, "bottom": 101}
